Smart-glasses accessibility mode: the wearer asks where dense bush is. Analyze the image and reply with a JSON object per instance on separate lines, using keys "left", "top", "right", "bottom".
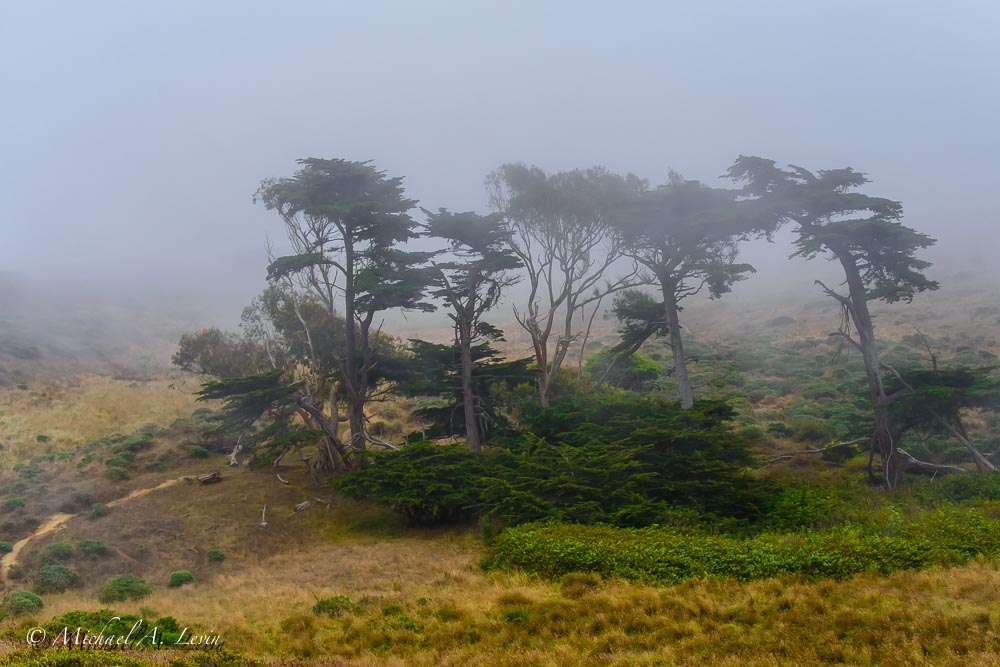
{"left": 312, "top": 595, "right": 362, "bottom": 617}
{"left": 485, "top": 511, "right": 1000, "bottom": 584}
{"left": 168, "top": 570, "right": 194, "bottom": 588}
{"left": 0, "top": 541, "right": 12, "bottom": 554}
{"left": 0, "top": 590, "right": 43, "bottom": 617}
{"left": 79, "top": 540, "right": 109, "bottom": 558}
{"left": 337, "top": 393, "right": 771, "bottom": 527}
{"left": 33, "top": 564, "right": 80, "bottom": 593}
{"left": 483, "top": 394, "right": 770, "bottom": 526}
{"left": 333, "top": 442, "right": 485, "bottom": 524}
{"left": 2, "top": 496, "right": 25, "bottom": 512}
{"left": 206, "top": 546, "right": 225, "bottom": 562}
{"left": 584, "top": 349, "right": 661, "bottom": 390}
{"left": 98, "top": 575, "right": 152, "bottom": 602}
{"left": 41, "top": 542, "right": 74, "bottom": 563}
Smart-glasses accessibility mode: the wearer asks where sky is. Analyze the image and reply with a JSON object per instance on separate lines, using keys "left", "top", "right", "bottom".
{"left": 2, "top": 0, "right": 998, "bottom": 322}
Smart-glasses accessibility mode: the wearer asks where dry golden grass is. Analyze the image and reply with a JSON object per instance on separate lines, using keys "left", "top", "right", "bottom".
{"left": 21, "top": 523, "right": 1000, "bottom": 666}
{"left": 0, "top": 374, "right": 200, "bottom": 462}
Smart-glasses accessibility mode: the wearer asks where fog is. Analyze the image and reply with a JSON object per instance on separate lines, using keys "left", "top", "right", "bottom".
{"left": 2, "top": 1, "right": 998, "bottom": 326}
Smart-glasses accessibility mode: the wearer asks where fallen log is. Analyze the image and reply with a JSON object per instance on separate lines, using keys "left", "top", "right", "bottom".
{"left": 197, "top": 470, "right": 223, "bottom": 484}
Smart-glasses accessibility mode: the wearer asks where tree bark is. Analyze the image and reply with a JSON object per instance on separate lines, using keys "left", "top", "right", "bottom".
{"left": 458, "top": 321, "right": 482, "bottom": 451}
{"left": 342, "top": 235, "right": 366, "bottom": 451}
{"left": 835, "top": 252, "right": 899, "bottom": 487}
{"left": 661, "top": 279, "right": 694, "bottom": 409}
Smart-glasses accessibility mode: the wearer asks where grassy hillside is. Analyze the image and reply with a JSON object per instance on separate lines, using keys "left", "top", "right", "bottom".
{"left": 0, "top": 275, "right": 996, "bottom": 665}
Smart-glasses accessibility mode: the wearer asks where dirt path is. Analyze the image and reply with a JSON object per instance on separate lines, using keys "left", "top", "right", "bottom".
{"left": 1, "top": 477, "right": 185, "bottom": 587}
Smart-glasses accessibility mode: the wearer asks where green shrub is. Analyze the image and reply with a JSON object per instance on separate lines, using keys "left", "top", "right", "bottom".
{"left": 41, "top": 542, "right": 74, "bottom": 563}
{"left": 312, "top": 595, "right": 361, "bottom": 617}
{"left": 1, "top": 591, "right": 43, "bottom": 617}
{"left": 168, "top": 570, "right": 194, "bottom": 588}
{"left": 34, "top": 564, "right": 80, "bottom": 593}
{"left": 485, "top": 513, "right": 1000, "bottom": 585}
{"left": 584, "top": 349, "right": 661, "bottom": 390}
{"left": 206, "top": 547, "right": 225, "bottom": 563}
{"left": 333, "top": 442, "right": 485, "bottom": 525}
{"left": 2, "top": 496, "right": 25, "bottom": 512}
{"left": 78, "top": 540, "right": 108, "bottom": 558}
{"left": 35, "top": 435, "right": 50, "bottom": 443}
{"left": 188, "top": 445, "right": 211, "bottom": 458}
{"left": 104, "top": 466, "right": 129, "bottom": 481}
{"left": 144, "top": 461, "right": 166, "bottom": 472}
{"left": 6, "top": 563, "right": 24, "bottom": 580}
{"left": 482, "top": 394, "right": 770, "bottom": 526}
{"left": 98, "top": 575, "right": 152, "bottom": 603}
{"left": 0, "top": 541, "right": 13, "bottom": 554}
{"left": 89, "top": 503, "right": 110, "bottom": 518}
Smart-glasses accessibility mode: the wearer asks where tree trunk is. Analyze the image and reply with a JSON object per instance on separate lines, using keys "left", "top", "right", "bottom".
{"left": 661, "top": 279, "right": 694, "bottom": 409}
{"left": 342, "top": 236, "right": 366, "bottom": 451}
{"left": 836, "top": 253, "right": 899, "bottom": 487}
{"left": 458, "top": 322, "right": 481, "bottom": 451}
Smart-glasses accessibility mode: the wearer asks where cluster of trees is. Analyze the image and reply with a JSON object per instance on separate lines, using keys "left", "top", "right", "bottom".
{"left": 174, "top": 155, "right": 998, "bottom": 489}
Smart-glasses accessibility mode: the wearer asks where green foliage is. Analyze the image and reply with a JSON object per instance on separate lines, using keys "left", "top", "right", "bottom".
{"left": 486, "top": 508, "right": 1000, "bottom": 585}
{"left": 33, "top": 564, "right": 80, "bottom": 593}
{"left": 584, "top": 349, "right": 661, "bottom": 390}
{"left": 312, "top": 595, "right": 362, "bottom": 617}
{"left": 483, "top": 393, "right": 769, "bottom": 526}
{"left": 398, "top": 340, "right": 533, "bottom": 441}
{"left": 333, "top": 442, "right": 484, "bottom": 524}
{"left": 173, "top": 327, "right": 271, "bottom": 378}
{"left": 187, "top": 445, "right": 211, "bottom": 458}
{"left": 2, "top": 496, "right": 24, "bottom": 512}
{"left": 98, "top": 574, "right": 152, "bottom": 603}
{"left": 925, "top": 474, "right": 1000, "bottom": 502}
{"left": 0, "top": 591, "right": 43, "bottom": 617}
{"left": 89, "top": 502, "right": 110, "bottom": 518}
{"left": 168, "top": 570, "right": 194, "bottom": 588}
{"left": 6, "top": 563, "right": 24, "bottom": 580}
{"left": 78, "top": 540, "right": 108, "bottom": 558}
{"left": 206, "top": 547, "right": 225, "bottom": 563}
{"left": 0, "top": 541, "right": 12, "bottom": 554}
{"left": 41, "top": 542, "right": 74, "bottom": 563}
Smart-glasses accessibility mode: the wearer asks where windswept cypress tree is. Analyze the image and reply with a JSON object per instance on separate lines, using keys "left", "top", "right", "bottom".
{"left": 728, "top": 156, "right": 939, "bottom": 487}
{"left": 255, "top": 159, "right": 435, "bottom": 455}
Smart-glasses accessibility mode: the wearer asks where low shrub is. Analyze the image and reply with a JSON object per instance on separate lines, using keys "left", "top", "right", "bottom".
{"left": 78, "top": 540, "right": 109, "bottom": 558}
{"left": 188, "top": 445, "right": 211, "bottom": 458}
{"left": 0, "top": 541, "right": 13, "bottom": 554}
{"left": 1, "top": 590, "right": 43, "bottom": 617}
{"left": 41, "top": 542, "right": 74, "bottom": 563}
{"left": 312, "top": 595, "right": 361, "bottom": 617}
{"left": 33, "top": 564, "right": 80, "bottom": 593}
{"left": 206, "top": 547, "right": 225, "bottom": 563}
{"left": 168, "top": 570, "right": 194, "bottom": 588}
{"left": 332, "top": 442, "right": 484, "bottom": 525}
{"left": 89, "top": 503, "right": 110, "bottom": 518}
{"left": 2, "top": 497, "right": 25, "bottom": 512}
{"left": 484, "top": 513, "right": 1000, "bottom": 585}
{"left": 98, "top": 575, "right": 151, "bottom": 603}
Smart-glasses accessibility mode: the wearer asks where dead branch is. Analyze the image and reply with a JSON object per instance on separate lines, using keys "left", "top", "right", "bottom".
{"left": 768, "top": 438, "right": 867, "bottom": 464}
{"left": 896, "top": 448, "right": 969, "bottom": 475}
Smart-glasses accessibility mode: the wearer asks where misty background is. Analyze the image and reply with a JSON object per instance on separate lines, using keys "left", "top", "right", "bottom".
{"left": 2, "top": 1, "right": 998, "bottom": 350}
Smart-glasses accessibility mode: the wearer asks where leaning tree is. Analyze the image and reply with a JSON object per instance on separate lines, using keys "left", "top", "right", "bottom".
{"left": 255, "top": 158, "right": 435, "bottom": 453}
{"left": 728, "top": 156, "right": 939, "bottom": 487}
